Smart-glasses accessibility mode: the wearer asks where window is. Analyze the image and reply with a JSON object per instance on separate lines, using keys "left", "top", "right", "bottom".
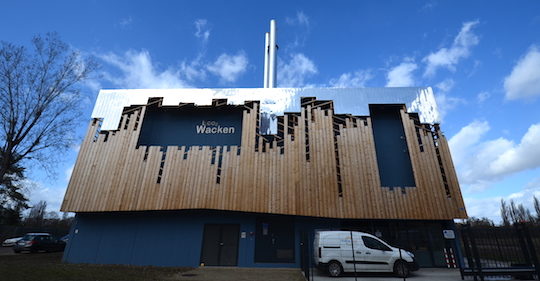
{"left": 362, "top": 236, "right": 391, "bottom": 251}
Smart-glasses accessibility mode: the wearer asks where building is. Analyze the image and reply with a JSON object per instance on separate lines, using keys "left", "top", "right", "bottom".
{"left": 60, "top": 87, "right": 467, "bottom": 268}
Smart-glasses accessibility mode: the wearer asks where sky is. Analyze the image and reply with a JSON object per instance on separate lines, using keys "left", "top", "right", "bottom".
{"left": 1, "top": 0, "right": 540, "bottom": 222}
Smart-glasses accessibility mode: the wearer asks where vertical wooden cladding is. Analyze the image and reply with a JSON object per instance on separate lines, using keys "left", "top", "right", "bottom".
{"left": 61, "top": 98, "right": 467, "bottom": 220}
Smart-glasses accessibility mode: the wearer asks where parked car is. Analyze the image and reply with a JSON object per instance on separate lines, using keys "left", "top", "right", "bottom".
{"left": 60, "top": 234, "right": 69, "bottom": 243}
{"left": 314, "top": 230, "right": 419, "bottom": 277}
{"left": 2, "top": 237, "right": 22, "bottom": 247}
{"left": 13, "top": 233, "right": 66, "bottom": 253}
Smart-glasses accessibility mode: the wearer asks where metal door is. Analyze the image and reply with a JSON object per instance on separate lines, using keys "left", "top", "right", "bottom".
{"left": 200, "top": 224, "right": 240, "bottom": 266}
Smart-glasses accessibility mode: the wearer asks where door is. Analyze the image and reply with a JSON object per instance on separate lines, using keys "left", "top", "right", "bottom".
{"left": 200, "top": 224, "right": 240, "bottom": 266}
{"left": 254, "top": 217, "right": 295, "bottom": 263}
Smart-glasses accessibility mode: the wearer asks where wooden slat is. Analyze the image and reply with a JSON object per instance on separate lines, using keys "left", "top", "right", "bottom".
{"left": 61, "top": 99, "right": 467, "bottom": 220}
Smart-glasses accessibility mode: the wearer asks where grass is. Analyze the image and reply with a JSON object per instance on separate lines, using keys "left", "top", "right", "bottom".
{"left": 0, "top": 251, "right": 192, "bottom": 281}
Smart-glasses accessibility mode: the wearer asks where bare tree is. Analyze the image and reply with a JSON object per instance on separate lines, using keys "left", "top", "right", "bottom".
{"left": 534, "top": 196, "right": 540, "bottom": 222}
{"left": 26, "top": 200, "right": 47, "bottom": 227}
{"left": 500, "top": 199, "right": 510, "bottom": 226}
{"left": 0, "top": 33, "right": 97, "bottom": 210}
{"left": 505, "top": 199, "right": 533, "bottom": 224}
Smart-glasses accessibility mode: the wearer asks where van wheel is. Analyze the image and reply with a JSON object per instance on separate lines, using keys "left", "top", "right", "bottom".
{"left": 327, "top": 261, "right": 342, "bottom": 277}
{"left": 394, "top": 260, "right": 409, "bottom": 278}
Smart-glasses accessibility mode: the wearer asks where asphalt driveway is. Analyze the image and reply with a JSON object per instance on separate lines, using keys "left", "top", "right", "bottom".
{"left": 310, "top": 268, "right": 464, "bottom": 281}
{"left": 171, "top": 267, "right": 305, "bottom": 281}
{"left": 170, "top": 267, "right": 467, "bottom": 281}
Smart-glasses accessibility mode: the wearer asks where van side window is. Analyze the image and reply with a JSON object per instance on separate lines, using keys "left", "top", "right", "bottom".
{"left": 362, "top": 236, "right": 391, "bottom": 251}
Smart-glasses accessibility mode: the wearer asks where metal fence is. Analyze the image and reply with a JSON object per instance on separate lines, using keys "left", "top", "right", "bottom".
{"left": 460, "top": 223, "right": 540, "bottom": 280}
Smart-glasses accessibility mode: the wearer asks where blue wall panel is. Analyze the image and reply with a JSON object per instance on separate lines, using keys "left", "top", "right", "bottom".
{"left": 63, "top": 210, "right": 342, "bottom": 268}
{"left": 63, "top": 210, "right": 457, "bottom": 268}
{"left": 370, "top": 105, "right": 416, "bottom": 188}
{"left": 63, "top": 210, "right": 268, "bottom": 267}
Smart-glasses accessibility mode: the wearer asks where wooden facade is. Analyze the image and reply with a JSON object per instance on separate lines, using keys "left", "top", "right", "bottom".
{"left": 61, "top": 97, "right": 467, "bottom": 220}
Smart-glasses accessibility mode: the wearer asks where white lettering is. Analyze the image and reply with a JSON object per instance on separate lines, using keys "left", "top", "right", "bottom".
{"left": 196, "top": 125, "right": 236, "bottom": 134}
{"left": 196, "top": 121, "right": 236, "bottom": 134}
{"left": 196, "top": 125, "right": 206, "bottom": 133}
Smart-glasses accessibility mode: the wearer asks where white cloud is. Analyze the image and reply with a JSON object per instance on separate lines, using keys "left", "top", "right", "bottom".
{"left": 207, "top": 52, "right": 248, "bottom": 83}
{"left": 286, "top": 11, "right": 310, "bottom": 27}
{"left": 421, "top": 1, "right": 437, "bottom": 11}
{"left": 277, "top": 53, "right": 317, "bottom": 87}
{"left": 464, "top": 196, "right": 502, "bottom": 221}
{"left": 25, "top": 180, "right": 67, "bottom": 213}
{"left": 118, "top": 17, "right": 133, "bottom": 27}
{"left": 504, "top": 45, "right": 540, "bottom": 100}
{"left": 490, "top": 124, "right": 540, "bottom": 175}
{"left": 386, "top": 61, "right": 417, "bottom": 87}
{"left": 476, "top": 91, "right": 490, "bottom": 103}
{"left": 180, "top": 55, "right": 207, "bottom": 82}
{"left": 99, "top": 50, "right": 191, "bottom": 88}
{"left": 436, "top": 78, "right": 455, "bottom": 93}
{"left": 329, "top": 70, "right": 372, "bottom": 88}
{"left": 449, "top": 121, "right": 540, "bottom": 190}
{"left": 194, "top": 19, "right": 211, "bottom": 43}
{"left": 448, "top": 120, "right": 490, "bottom": 169}
{"left": 423, "top": 20, "right": 480, "bottom": 77}
{"left": 285, "top": 11, "right": 311, "bottom": 49}
{"left": 434, "top": 79, "right": 465, "bottom": 120}
{"left": 465, "top": 177, "right": 540, "bottom": 223}
{"left": 100, "top": 49, "right": 247, "bottom": 87}
{"left": 65, "top": 165, "right": 74, "bottom": 182}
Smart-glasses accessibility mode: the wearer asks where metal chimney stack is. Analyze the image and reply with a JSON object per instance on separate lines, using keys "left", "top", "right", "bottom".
{"left": 264, "top": 20, "right": 277, "bottom": 88}
{"left": 263, "top": 32, "right": 269, "bottom": 88}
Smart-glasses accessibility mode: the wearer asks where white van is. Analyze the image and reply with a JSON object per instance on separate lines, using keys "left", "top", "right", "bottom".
{"left": 314, "top": 231, "right": 419, "bottom": 277}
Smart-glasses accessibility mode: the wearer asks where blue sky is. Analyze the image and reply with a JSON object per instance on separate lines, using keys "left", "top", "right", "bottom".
{"left": 2, "top": 0, "right": 540, "bottom": 222}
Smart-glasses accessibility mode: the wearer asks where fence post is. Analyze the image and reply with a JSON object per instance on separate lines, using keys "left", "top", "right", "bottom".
{"left": 467, "top": 224, "right": 484, "bottom": 281}
{"left": 460, "top": 224, "right": 478, "bottom": 281}
{"left": 459, "top": 225, "right": 476, "bottom": 281}
{"left": 300, "top": 231, "right": 310, "bottom": 281}
{"left": 522, "top": 224, "right": 540, "bottom": 280}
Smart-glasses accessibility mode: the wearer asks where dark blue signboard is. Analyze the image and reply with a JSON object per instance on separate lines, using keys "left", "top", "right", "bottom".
{"left": 137, "top": 106, "right": 243, "bottom": 147}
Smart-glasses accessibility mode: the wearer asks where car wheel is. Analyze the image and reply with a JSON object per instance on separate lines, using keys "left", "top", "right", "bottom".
{"left": 327, "top": 260, "right": 343, "bottom": 277}
{"left": 394, "top": 260, "right": 409, "bottom": 278}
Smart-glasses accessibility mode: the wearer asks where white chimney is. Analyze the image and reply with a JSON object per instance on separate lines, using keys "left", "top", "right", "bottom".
{"left": 264, "top": 20, "right": 277, "bottom": 88}
{"left": 263, "top": 32, "right": 269, "bottom": 88}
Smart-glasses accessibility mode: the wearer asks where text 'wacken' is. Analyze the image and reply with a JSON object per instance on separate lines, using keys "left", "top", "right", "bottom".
{"left": 196, "top": 120, "right": 236, "bottom": 134}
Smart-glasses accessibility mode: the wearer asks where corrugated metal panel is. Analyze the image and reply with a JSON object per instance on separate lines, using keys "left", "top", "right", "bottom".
{"left": 91, "top": 87, "right": 440, "bottom": 132}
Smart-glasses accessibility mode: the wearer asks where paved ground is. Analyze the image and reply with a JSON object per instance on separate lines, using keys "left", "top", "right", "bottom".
{"left": 170, "top": 267, "right": 305, "bottom": 281}
{"left": 0, "top": 246, "right": 15, "bottom": 255}
{"left": 169, "top": 267, "right": 471, "bottom": 281}
{"left": 310, "top": 268, "right": 465, "bottom": 281}
{"left": 173, "top": 267, "right": 526, "bottom": 281}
